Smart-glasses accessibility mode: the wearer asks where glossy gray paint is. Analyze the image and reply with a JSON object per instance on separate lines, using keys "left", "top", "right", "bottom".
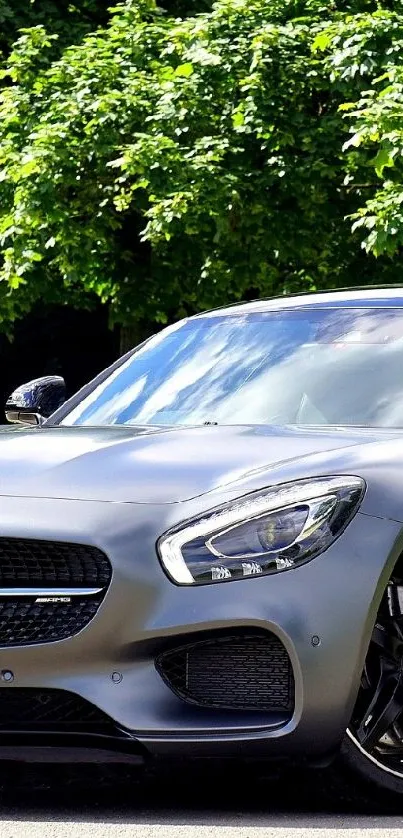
{"left": 0, "top": 423, "right": 392, "bottom": 502}
{"left": 1, "top": 288, "right": 403, "bottom": 764}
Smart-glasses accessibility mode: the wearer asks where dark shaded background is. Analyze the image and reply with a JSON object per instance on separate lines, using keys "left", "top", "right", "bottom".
{"left": 0, "top": 307, "right": 120, "bottom": 423}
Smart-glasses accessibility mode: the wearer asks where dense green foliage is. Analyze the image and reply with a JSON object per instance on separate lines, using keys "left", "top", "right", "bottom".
{"left": 321, "top": 8, "right": 403, "bottom": 258}
{"left": 0, "top": 1, "right": 111, "bottom": 56}
{"left": 0, "top": 0, "right": 403, "bottom": 335}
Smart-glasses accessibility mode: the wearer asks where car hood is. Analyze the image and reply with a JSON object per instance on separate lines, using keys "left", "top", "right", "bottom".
{"left": 0, "top": 423, "right": 393, "bottom": 504}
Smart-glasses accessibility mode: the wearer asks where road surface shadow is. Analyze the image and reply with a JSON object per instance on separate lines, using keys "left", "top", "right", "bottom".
{"left": 0, "top": 760, "right": 401, "bottom": 825}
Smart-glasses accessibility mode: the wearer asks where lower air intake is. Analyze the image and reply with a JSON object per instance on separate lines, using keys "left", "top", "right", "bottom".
{"left": 156, "top": 632, "right": 294, "bottom": 712}
{"left": 0, "top": 689, "right": 114, "bottom": 733}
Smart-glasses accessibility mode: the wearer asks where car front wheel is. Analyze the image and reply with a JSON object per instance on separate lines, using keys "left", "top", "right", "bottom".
{"left": 342, "top": 572, "right": 403, "bottom": 799}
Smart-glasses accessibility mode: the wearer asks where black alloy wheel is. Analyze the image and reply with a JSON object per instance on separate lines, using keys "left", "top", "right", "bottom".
{"left": 343, "top": 575, "right": 403, "bottom": 797}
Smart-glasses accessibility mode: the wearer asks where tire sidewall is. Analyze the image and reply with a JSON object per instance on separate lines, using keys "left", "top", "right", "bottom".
{"left": 340, "top": 729, "right": 403, "bottom": 800}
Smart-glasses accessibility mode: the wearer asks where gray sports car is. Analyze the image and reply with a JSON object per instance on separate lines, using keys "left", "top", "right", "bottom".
{"left": 3, "top": 286, "right": 403, "bottom": 799}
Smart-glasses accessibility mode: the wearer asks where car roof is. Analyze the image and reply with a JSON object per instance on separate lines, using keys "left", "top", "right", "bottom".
{"left": 195, "top": 286, "right": 403, "bottom": 317}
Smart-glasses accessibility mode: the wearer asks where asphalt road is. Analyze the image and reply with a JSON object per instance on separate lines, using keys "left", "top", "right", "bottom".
{"left": 0, "top": 761, "right": 403, "bottom": 837}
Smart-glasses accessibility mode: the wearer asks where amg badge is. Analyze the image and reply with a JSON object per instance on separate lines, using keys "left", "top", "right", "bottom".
{"left": 34, "top": 596, "right": 72, "bottom": 604}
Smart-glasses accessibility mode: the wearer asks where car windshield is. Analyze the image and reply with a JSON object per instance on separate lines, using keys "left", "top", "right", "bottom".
{"left": 60, "top": 307, "right": 403, "bottom": 429}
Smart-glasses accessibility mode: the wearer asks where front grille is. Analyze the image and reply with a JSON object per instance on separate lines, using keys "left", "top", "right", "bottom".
{"left": 156, "top": 632, "right": 294, "bottom": 712}
{"left": 0, "top": 599, "right": 101, "bottom": 646}
{"left": 0, "top": 538, "right": 111, "bottom": 646}
{"left": 0, "top": 688, "right": 114, "bottom": 732}
{"left": 0, "top": 538, "right": 111, "bottom": 587}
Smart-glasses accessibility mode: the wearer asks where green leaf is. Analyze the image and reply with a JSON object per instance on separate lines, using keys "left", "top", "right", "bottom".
{"left": 372, "top": 147, "right": 396, "bottom": 178}
{"left": 232, "top": 110, "right": 245, "bottom": 128}
{"left": 19, "top": 157, "right": 40, "bottom": 178}
{"left": 311, "top": 31, "right": 332, "bottom": 53}
{"left": 174, "top": 62, "right": 194, "bottom": 78}
{"left": 338, "top": 102, "right": 356, "bottom": 112}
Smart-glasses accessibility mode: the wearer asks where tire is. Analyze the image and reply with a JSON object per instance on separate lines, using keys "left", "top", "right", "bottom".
{"left": 336, "top": 572, "right": 403, "bottom": 803}
{"left": 337, "top": 730, "right": 403, "bottom": 805}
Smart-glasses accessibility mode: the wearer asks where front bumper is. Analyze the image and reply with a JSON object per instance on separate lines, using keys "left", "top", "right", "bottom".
{"left": 0, "top": 494, "right": 400, "bottom": 764}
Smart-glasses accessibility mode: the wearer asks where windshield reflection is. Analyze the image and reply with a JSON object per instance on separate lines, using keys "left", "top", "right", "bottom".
{"left": 62, "top": 308, "right": 403, "bottom": 429}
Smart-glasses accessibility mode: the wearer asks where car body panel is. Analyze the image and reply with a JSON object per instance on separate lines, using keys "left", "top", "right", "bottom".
{"left": 0, "top": 423, "right": 398, "bottom": 506}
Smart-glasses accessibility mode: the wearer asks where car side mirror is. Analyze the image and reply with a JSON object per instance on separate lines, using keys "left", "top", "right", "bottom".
{"left": 5, "top": 376, "right": 67, "bottom": 426}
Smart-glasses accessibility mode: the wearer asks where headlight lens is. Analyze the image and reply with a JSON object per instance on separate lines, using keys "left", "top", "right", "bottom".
{"left": 158, "top": 476, "right": 365, "bottom": 585}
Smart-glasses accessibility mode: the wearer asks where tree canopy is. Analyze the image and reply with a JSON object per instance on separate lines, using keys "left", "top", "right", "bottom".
{"left": 0, "top": 0, "right": 402, "bottom": 336}
{"left": 0, "top": 1, "right": 112, "bottom": 57}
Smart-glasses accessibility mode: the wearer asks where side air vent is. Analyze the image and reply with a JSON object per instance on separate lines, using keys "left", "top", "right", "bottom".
{"left": 156, "top": 632, "right": 294, "bottom": 712}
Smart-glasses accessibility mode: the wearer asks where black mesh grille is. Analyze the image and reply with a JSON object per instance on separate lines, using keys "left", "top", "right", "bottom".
{"left": 0, "top": 538, "right": 111, "bottom": 587}
{"left": 0, "top": 538, "right": 111, "bottom": 646}
{"left": 0, "top": 599, "right": 101, "bottom": 646}
{"left": 156, "top": 633, "right": 294, "bottom": 712}
{"left": 0, "top": 689, "right": 114, "bottom": 732}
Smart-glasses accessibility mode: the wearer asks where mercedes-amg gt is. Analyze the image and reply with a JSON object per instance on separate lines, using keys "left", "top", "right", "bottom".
{"left": 2, "top": 286, "right": 403, "bottom": 799}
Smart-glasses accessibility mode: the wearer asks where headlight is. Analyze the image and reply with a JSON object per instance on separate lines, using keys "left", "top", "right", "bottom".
{"left": 158, "top": 476, "right": 365, "bottom": 585}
